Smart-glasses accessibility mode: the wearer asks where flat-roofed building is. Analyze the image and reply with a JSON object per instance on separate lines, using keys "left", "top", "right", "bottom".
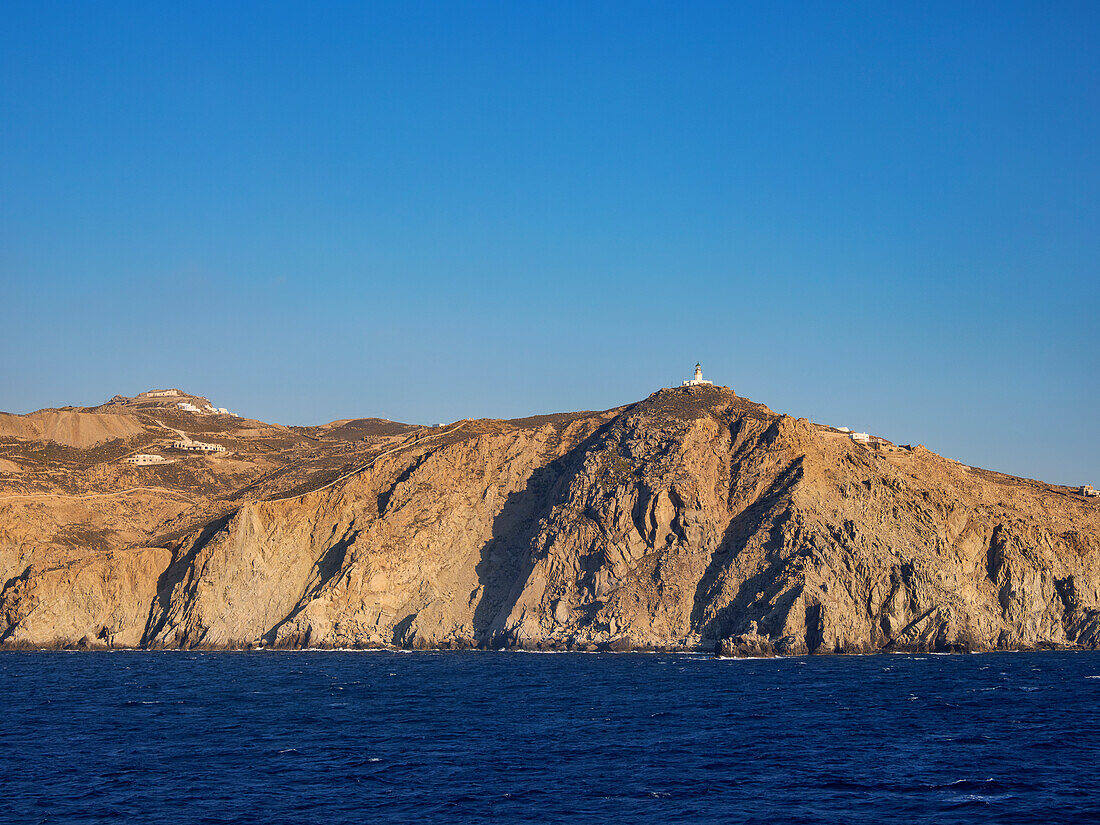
{"left": 126, "top": 453, "right": 167, "bottom": 465}
{"left": 171, "top": 440, "right": 226, "bottom": 453}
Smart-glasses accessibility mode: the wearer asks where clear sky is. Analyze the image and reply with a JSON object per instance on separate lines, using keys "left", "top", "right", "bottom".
{"left": 1, "top": 2, "right": 1097, "bottom": 485}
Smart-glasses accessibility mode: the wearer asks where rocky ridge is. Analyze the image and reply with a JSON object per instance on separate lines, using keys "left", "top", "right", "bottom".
{"left": 0, "top": 385, "right": 1097, "bottom": 655}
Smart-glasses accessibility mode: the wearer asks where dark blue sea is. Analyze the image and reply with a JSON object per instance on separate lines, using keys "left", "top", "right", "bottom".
{"left": 2, "top": 651, "right": 1098, "bottom": 824}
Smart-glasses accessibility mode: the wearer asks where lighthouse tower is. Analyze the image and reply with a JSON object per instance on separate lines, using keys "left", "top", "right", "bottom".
{"left": 681, "top": 363, "right": 713, "bottom": 387}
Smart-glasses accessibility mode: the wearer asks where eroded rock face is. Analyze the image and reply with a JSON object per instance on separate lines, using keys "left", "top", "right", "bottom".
{"left": 716, "top": 630, "right": 776, "bottom": 658}
{"left": 1, "top": 386, "right": 1098, "bottom": 653}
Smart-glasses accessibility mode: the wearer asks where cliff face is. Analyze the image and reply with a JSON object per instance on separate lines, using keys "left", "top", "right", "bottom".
{"left": 1, "top": 386, "right": 1098, "bottom": 654}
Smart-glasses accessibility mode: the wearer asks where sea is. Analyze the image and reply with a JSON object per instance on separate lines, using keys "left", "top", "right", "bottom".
{"left": 1, "top": 650, "right": 1097, "bottom": 824}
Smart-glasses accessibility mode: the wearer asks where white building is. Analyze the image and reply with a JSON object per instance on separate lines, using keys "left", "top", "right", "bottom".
{"left": 126, "top": 453, "right": 167, "bottom": 465}
{"left": 174, "top": 401, "right": 235, "bottom": 416}
{"left": 142, "top": 389, "right": 180, "bottom": 398}
{"left": 1083, "top": 485, "right": 1098, "bottom": 498}
{"left": 171, "top": 440, "right": 226, "bottom": 453}
{"left": 850, "top": 432, "right": 871, "bottom": 444}
{"left": 682, "top": 363, "right": 714, "bottom": 387}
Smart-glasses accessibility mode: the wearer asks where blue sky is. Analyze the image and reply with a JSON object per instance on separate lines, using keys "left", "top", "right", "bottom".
{"left": 1, "top": 1, "right": 1097, "bottom": 484}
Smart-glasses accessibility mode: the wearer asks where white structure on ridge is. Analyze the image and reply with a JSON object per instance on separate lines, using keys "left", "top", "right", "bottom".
{"left": 176, "top": 400, "right": 234, "bottom": 416}
{"left": 126, "top": 453, "right": 167, "bottom": 465}
{"left": 172, "top": 440, "right": 226, "bottom": 453}
{"left": 682, "top": 363, "right": 713, "bottom": 387}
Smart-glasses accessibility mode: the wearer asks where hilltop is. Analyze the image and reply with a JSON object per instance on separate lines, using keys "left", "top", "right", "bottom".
{"left": 0, "top": 383, "right": 1097, "bottom": 654}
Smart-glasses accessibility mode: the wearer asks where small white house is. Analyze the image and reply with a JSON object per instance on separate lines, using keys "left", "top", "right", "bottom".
{"left": 171, "top": 440, "right": 226, "bottom": 453}
{"left": 126, "top": 454, "right": 167, "bottom": 465}
{"left": 850, "top": 432, "right": 871, "bottom": 444}
{"left": 177, "top": 402, "right": 202, "bottom": 413}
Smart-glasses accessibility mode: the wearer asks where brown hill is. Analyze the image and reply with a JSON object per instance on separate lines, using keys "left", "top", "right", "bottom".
{"left": 0, "top": 410, "right": 145, "bottom": 448}
{"left": 0, "top": 385, "right": 1097, "bottom": 653}
{"left": 318, "top": 418, "right": 420, "bottom": 441}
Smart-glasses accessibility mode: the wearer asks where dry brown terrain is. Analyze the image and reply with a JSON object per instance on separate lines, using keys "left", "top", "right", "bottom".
{"left": 1, "top": 385, "right": 1097, "bottom": 654}
{"left": 0, "top": 410, "right": 146, "bottom": 448}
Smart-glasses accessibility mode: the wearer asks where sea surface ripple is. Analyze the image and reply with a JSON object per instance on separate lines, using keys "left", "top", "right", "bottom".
{"left": 1, "top": 650, "right": 1098, "bottom": 823}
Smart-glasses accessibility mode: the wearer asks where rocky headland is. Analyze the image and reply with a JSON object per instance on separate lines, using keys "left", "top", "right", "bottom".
{"left": 0, "top": 385, "right": 1097, "bottom": 655}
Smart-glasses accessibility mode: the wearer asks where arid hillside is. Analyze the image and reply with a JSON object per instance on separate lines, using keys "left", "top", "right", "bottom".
{"left": 0, "top": 385, "right": 1097, "bottom": 654}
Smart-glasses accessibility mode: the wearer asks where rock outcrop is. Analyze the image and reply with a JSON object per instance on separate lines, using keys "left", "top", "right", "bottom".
{"left": 1, "top": 386, "right": 1097, "bottom": 654}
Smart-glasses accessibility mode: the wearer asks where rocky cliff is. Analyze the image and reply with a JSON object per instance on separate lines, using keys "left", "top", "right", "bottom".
{"left": 1, "top": 386, "right": 1097, "bottom": 654}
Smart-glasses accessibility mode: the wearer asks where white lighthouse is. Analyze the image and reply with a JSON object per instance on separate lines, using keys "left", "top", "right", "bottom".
{"left": 682, "top": 363, "right": 713, "bottom": 387}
